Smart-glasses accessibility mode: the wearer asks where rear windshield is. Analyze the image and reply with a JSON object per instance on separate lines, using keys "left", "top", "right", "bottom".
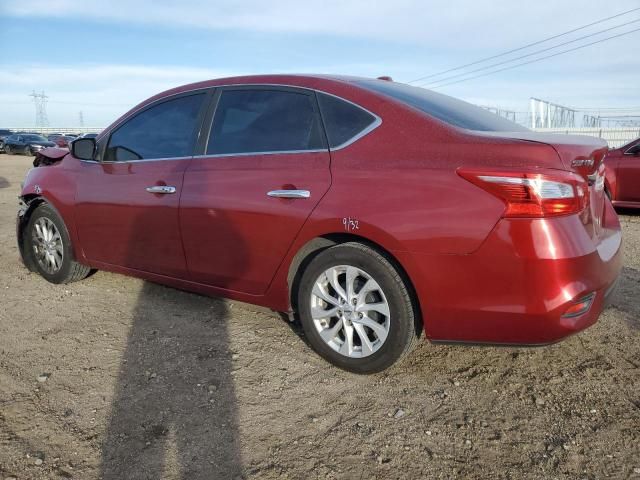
{"left": 355, "top": 79, "right": 528, "bottom": 132}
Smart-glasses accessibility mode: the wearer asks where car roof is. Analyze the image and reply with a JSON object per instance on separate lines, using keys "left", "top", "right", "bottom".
{"left": 98, "top": 74, "right": 390, "bottom": 140}
{"left": 149, "top": 74, "right": 379, "bottom": 102}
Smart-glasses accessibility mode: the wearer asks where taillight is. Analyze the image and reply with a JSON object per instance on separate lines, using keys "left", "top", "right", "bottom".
{"left": 457, "top": 169, "right": 588, "bottom": 218}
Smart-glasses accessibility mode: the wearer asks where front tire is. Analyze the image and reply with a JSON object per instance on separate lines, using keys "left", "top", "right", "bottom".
{"left": 23, "top": 145, "right": 31, "bottom": 156}
{"left": 5, "top": 145, "right": 11, "bottom": 154}
{"left": 24, "top": 204, "right": 91, "bottom": 284}
{"left": 297, "top": 242, "right": 419, "bottom": 374}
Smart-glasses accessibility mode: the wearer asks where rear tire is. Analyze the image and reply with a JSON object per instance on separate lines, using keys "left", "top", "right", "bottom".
{"left": 24, "top": 204, "right": 91, "bottom": 284}
{"left": 5, "top": 145, "right": 11, "bottom": 154}
{"left": 296, "top": 242, "right": 419, "bottom": 374}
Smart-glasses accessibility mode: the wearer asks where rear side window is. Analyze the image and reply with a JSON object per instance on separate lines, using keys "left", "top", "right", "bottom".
{"left": 105, "top": 93, "right": 205, "bottom": 161}
{"left": 207, "top": 89, "right": 325, "bottom": 155}
{"left": 317, "top": 93, "right": 377, "bottom": 148}
{"left": 355, "top": 79, "right": 528, "bottom": 132}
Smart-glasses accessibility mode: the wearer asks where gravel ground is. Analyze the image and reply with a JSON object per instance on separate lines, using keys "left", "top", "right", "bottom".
{"left": 0, "top": 153, "right": 639, "bottom": 480}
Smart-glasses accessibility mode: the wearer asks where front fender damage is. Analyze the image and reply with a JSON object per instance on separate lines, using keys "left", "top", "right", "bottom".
{"left": 16, "top": 196, "right": 43, "bottom": 272}
{"left": 33, "top": 147, "right": 69, "bottom": 167}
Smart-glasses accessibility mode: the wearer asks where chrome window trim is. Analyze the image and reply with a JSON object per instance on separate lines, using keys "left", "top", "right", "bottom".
{"left": 193, "top": 149, "right": 327, "bottom": 159}
{"left": 623, "top": 143, "right": 640, "bottom": 155}
{"left": 96, "top": 82, "right": 382, "bottom": 162}
{"left": 314, "top": 90, "right": 381, "bottom": 151}
{"left": 329, "top": 115, "right": 381, "bottom": 151}
{"left": 80, "top": 156, "right": 193, "bottom": 164}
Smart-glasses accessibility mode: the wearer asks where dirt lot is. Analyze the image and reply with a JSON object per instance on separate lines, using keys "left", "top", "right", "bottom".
{"left": 0, "top": 153, "right": 639, "bottom": 480}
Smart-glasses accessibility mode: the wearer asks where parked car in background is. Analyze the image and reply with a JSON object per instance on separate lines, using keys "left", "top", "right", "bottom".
{"left": 75, "top": 133, "right": 99, "bottom": 139}
{"left": 5, "top": 134, "right": 55, "bottom": 155}
{"left": 16, "top": 74, "right": 622, "bottom": 373}
{"left": 54, "top": 136, "right": 76, "bottom": 148}
{"left": 604, "top": 136, "right": 640, "bottom": 208}
{"left": 0, "top": 129, "right": 14, "bottom": 152}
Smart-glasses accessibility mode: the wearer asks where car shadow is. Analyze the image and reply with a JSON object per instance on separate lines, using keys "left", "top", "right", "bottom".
{"left": 100, "top": 207, "right": 246, "bottom": 479}
{"left": 0, "top": 177, "right": 10, "bottom": 189}
{"left": 615, "top": 207, "right": 640, "bottom": 216}
{"left": 607, "top": 266, "right": 640, "bottom": 331}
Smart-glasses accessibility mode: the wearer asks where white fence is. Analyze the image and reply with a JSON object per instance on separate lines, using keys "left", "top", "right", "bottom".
{"left": 6, "top": 127, "right": 102, "bottom": 135}
{"left": 532, "top": 128, "right": 640, "bottom": 148}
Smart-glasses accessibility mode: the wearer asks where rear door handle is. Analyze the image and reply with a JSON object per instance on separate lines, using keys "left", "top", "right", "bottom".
{"left": 267, "top": 189, "right": 310, "bottom": 199}
{"left": 146, "top": 185, "right": 176, "bottom": 194}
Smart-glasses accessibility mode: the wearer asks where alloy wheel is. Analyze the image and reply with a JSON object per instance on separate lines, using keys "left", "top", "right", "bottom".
{"left": 310, "top": 265, "right": 391, "bottom": 358}
{"left": 31, "top": 217, "right": 64, "bottom": 274}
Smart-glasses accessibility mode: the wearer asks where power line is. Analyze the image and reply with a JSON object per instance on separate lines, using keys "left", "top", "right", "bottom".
{"left": 416, "top": 17, "right": 640, "bottom": 87}
{"left": 407, "top": 7, "right": 640, "bottom": 84}
{"left": 428, "top": 26, "right": 640, "bottom": 89}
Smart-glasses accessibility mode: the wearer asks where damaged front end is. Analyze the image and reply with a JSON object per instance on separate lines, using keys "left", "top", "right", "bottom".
{"left": 16, "top": 196, "right": 39, "bottom": 271}
{"left": 32, "top": 147, "right": 69, "bottom": 167}
{"left": 18, "top": 147, "right": 71, "bottom": 270}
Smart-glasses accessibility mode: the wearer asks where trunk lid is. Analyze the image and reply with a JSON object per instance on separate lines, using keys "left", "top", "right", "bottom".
{"left": 476, "top": 131, "right": 609, "bottom": 239}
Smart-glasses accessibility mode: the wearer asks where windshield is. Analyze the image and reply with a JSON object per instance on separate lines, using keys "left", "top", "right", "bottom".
{"left": 355, "top": 79, "right": 528, "bottom": 132}
{"left": 24, "top": 135, "right": 48, "bottom": 142}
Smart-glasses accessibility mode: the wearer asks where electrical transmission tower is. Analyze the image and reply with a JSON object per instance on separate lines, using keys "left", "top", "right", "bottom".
{"left": 530, "top": 98, "right": 576, "bottom": 128}
{"left": 583, "top": 114, "right": 601, "bottom": 128}
{"left": 29, "top": 91, "right": 49, "bottom": 129}
{"left": 482, "top": 106, "right": 518, "bottom": 123}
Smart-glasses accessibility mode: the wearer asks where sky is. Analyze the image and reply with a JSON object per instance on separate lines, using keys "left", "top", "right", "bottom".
{"left": 1, "top": 0, "right": 639, "bottom": 128}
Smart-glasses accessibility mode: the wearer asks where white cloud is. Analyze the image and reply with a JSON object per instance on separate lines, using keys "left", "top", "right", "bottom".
{"left": 2, "top": 1, "right": 639, "bottom": 126}
{"left": 0, "top": 64, "right": 236, "bottom": 126}
{"left": 4, "top": 0, "right": 640, "bottom": 48}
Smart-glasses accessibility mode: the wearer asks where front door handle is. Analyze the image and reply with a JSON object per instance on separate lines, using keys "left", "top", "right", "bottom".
{"left": 267, "top": 189, "right": 311, "bottom": 199}
{"left": 146, "top": 185, "right": 176, "bottom": 194}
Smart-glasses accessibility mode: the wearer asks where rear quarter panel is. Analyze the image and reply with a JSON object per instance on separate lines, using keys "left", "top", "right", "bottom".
{"left": 263, "top": 90, "right": 565, "bottom": 312}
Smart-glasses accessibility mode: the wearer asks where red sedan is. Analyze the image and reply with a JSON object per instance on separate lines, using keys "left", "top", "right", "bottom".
{"left": 603, "top": 137, "right": 640, "bottom": 208}
{"left": 16, "top": 75, "right": 622, "bottom": 373}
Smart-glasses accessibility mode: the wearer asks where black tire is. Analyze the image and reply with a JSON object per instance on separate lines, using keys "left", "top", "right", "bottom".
{"left": 23, "top": 145, "right": 31, "bottom": 156}
{"left": 297, "top": 242, "right": 419, "bottom": 374}
{"left": 5, "top": 145, "right": 11, "bottom": 154}
{"left": 24, "top": 203, "right": 91, "bottom": 284}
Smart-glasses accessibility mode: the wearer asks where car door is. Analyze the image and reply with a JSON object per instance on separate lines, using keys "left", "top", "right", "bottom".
{"left": 616, "top": 141, "right": 640, "bottom": 202}
{"left": 74, "top": 90, "right": 210, "bottom": 277}
{"left": 180, "top": 86, "right": 331, "bottom": 294}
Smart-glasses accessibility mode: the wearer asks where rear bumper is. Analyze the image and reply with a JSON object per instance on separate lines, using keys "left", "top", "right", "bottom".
{"left": 407, "top": 200, "right": 623, "bottom": 344}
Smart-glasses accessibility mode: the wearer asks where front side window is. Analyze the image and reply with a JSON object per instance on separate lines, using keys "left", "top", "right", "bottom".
{"left": 317, "top": 93, "right": 377, "bottom": 148}
{"left": 105, "top": 93, "right": 205, "bottom": 162}
{"left": 207, "top": 89, "right": 325, "bottom": 155}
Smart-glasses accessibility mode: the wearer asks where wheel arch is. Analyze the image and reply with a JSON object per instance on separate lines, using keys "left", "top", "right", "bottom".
{"left": 17, "top": 194, "right": 49, "bottom": 271}
{"left": 287, "top": 232, "right": 423, "bottom": 333}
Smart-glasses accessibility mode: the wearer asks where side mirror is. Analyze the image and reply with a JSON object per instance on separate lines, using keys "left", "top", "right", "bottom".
{"left": 71, "top": 137, "right": 96, "bottom": 160}
{"left": 625, "top": 144, "right": 640, "bottom": 156}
